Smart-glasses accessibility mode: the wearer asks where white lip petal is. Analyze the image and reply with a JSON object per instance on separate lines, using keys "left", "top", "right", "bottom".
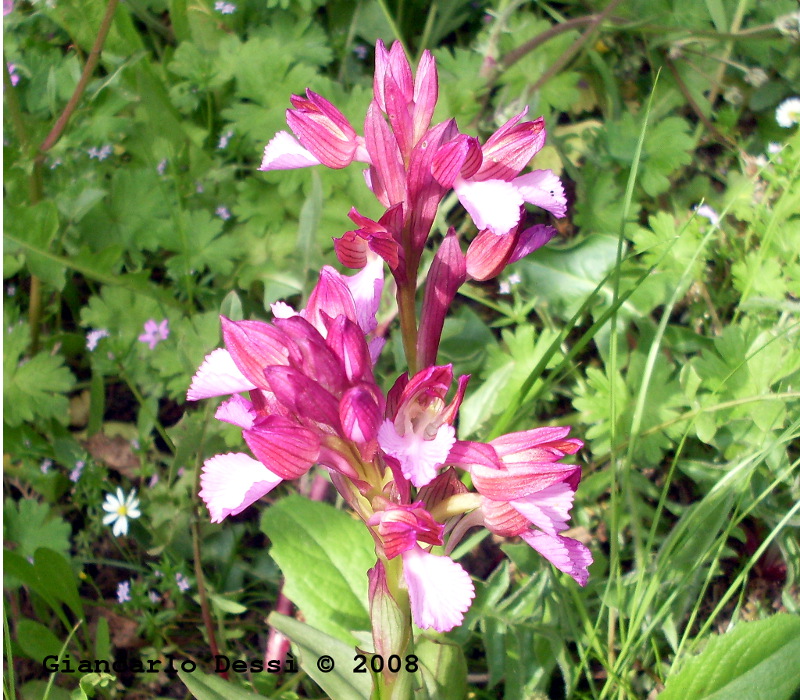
{"left": 260, "top": 131, "right": 322, "bottom": 170}
{"left": 454, "top": 178, "right": 524, "bottom": 236}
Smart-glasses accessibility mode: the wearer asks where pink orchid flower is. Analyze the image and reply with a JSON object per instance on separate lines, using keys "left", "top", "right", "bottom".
{"left": 368, "top": 502, "right": 474, "bottom": 632}
{"left": 260, "top": 90, "right": 369, "bottom": 171}
{"left": 432, "top": 109, "right": 567, "bottom": 239}
{"left": 459, "top": 427, "right": 593, "bottom": 586}
{"left": 188, "top": 269, "right": 386, "bottom": 522}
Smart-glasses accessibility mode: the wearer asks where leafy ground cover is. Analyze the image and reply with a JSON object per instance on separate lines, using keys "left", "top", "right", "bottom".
{"left": 4, "top": 0, "right": 800, "bottom": 698}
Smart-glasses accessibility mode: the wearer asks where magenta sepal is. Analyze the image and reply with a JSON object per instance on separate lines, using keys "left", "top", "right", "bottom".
{"left": 474, "top": 111, "right": 546, "bottom": 182}
{"left": 364, "top": 101, "right": 406, "bottom": 208}
{"left": 367, "top": 502, "right": 444, "bottom": 560}
{"left": 417, "top": 229, "right": 467, "bottom": 368}
{"left": 339, "top": 384, "right": 383, "bottom": 445}
{"left": 286, "top": 89, "right": 360, "bottom": 169}
{"left": 242, "top": 416, "right": 321, "bottom": 481}
{"left": 262, "top": 365, "right": 342, "bottom": 431}
{"left": 220, "top": 317, "right": 290, "bottom": 389}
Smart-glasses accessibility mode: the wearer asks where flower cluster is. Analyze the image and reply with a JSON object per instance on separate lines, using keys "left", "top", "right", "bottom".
{"left": 189, "top": 41, "right": 589, "bottom": 639}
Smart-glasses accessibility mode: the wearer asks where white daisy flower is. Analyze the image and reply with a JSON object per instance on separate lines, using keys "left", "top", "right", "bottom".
{"left": 776, "top": 97, "right": 800, "bottom": 128}
{"left": 102, "top": 488, "right": 141, "bottom": 537}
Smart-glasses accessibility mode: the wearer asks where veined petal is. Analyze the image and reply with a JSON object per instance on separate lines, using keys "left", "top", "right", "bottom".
{"left": 260, "top": 131, "right": 322, "bottom": 171}
{"left": 471, "top": 461, "right": 579, "bottom": 500}
{"left": 455, "top": 178, "right": 524, "bottom": 236}
{"left": 402, "top": 546, "right": 475, "bottom": 632}
{"left": 432, "top": 134, "right": 482, "bottom": 188}
{"left": 446, "top": 440, "right": 503, "bottom": 471}
{"left": 511, "top": 481, "right": 575, "bottom": 536}
{"left": 221, "top": 317, "right": 290, "bottom": 389}
{"left": 513, "top": 170, "right": 568, "bottom": 218}
{"left": 199, "top": 452, "right": 282, "bottom": 523}
{"left": 187, "top": 348, "right": 257, "bottom": 400}
{"left": 491, "top": 426, "right": 583, "bottom": 460}
{"left": 364, "top": 101, "right": 406, "bottom": 207}
{"left": 481, "top": 497, "right": 529, "bottom": 537}
{"left": 339, "top": 385, "right": 382, "bottom": 444}
{"left": 343, "top": 254, "right": 384, "bottom": 334}
{"left": 378, "top": 419, "right": 456, "bottom": 488}
{"left": 215, "top": 394, "right": 255, "bottom": 430}
{"left": 244, "top": 417, "right": 321, "bottom": 480}
{"left": 465, "top": 227, "right": 518, "bottom": 281}
{"left": 304, "top": 266, "right": 359, "bottom": 334}
{"left": 520, "top": 530, "right": 592, "bottom": 586}
{"left": 412, "top": 50, "right": 438, "bottom": 141}
{"left": 477, "top": 114, "right": 546, "bottom": 181}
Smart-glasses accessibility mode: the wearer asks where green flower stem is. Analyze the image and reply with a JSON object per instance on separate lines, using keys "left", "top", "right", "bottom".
{"left": 397, "top": 282, "right": 419, "bottom": 376}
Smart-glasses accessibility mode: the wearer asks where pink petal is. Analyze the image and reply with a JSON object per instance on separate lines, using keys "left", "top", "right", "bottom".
{"left": 215, "top": 394, "right": 256, "bottom": 429}
{"left": 520, "top": 530, "right": 592, "bottom": 586}
{"left": 187, "top": 348, "right": 257, "bottom": 401}
{"left": 199, "top": 452, "right": 282, "bottom": 523}
{"left": 243, "top": 417, "right": 321, "bottom": 480}
{"left": 513, "top": 170, "right": 567, "bottom": 218}
{"left": 402, "top": 546, "right": 474, "bottom": 632}
{"left": 511, "top": 482, "right": 575, "bottom": 536}
{"left": 339, "top": 385, "right": 382, "bottom": 444}
{"left": 471, "top": 461, "right": 579, "bottom": 500}
{"left": 431, "top": 134, "right": 482, "bottom": 188}
{"left": 411, "top": 50, "right": 438, "bottom": 142}
{"left": 377, "top": 420, "right": 456, "bottom": 488}
{"left": 465, "top": 228, "right": 518, "bottom": 281}
{"left": 491, "top": 426, "right": 582, "bottom": 458}
{"left": 455, "top": 178, "right": 524, "bottom": 236}
{"left": 477, "top": 114, "right": 546, "bottom": 181}
{"left": 481, "top": 497, "right": 529, "bottom": 537}
{"left": 221, "top": 317, "right": 290, "bottom": 389}
{"left": 260, "top": 131, "right": 322, "bottom": 170}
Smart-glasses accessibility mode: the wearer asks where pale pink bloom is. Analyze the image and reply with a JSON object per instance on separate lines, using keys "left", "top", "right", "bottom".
{"left": 86, "top": 328, "right": 109, "bottom": 351}
{"left": 432, "top": 110, "right": 566, "bottom": 238}
{"left": 451, "top": 427, "right": 592, "bottom": 586}
{"left": 138, "top": 319, "right": 169, "bottom": 349}
{"left": 4, "top": 1, "right": 14, "bottom": 16}
{"left": 116, "top": 580, "right": 131, "bottom": 604}
{"left": 7, "top": 63, "right": 19, "bottom": 86}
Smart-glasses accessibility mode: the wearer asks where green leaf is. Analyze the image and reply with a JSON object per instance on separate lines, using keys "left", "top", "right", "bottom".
{"left": 260, "top": 496, "right": 373, "bottom": 645}
{"left": 517, "top": 233, "right": 626, "bottom": 320}
{"left": 267, "top": 612, "right": 372, "bottom": 700}
{"left": 33, "top": 548, "right": 84, "bottom": 622}
{"left": 661, "top": 615, "right": 800, "bottom": 700}
{"left": 3, "top": 201, "right": 64, "bottom": 290}
{"left": 415, "top": 636, "right": 468, "bottom": 700}
{"left": 178, "top": 668, "right": 265, "bottom": 700}
{"left": 15, "top": 619, "right": 63, "bottom": 663}
{"left": 3, "top": 501, "right": 71, "bottom": 560}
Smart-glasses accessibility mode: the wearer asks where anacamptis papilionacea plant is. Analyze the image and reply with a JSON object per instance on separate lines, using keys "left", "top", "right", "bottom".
{"left": 188, "top": 40, "right": 591, "bottom": 695}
